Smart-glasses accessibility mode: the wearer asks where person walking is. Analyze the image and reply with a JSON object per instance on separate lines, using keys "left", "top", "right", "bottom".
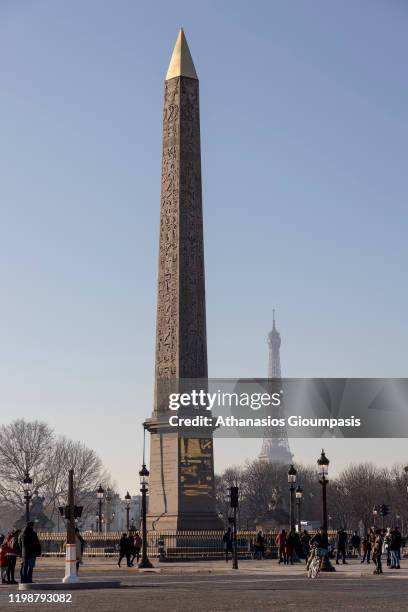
{"left": 351, "top": 531, "right": 361, "bottom": 558}
{"left": 276, "top": 529, "right": 287, "bottom": 564}
{"left": 222, "top": 528, "right": 233, "bottom": 562}
{"left": 336, "top": 528, "right": 348, "bottom": 565}
{"left": 6, "top": 530, "right": 21, "bottom": 584}
{"left": 19, "top": 522, "right": 41, "bottom": 584}
{"left": 74, "top": 528, "right": 85, "bottom": 575}
{"left": 373, "top": 529, "right": 384, "bottom": 575}
{"left": 361, "top": 532, "right": 372, "bottom": 563}
{"left": 286, "top": 529, "right": 296, "bottom": 565}
{"left": 118, "top": 533, "right": 131, "bottom": 568}
{"left": 132, "top": 532, "right": 142, "bottom": 564}
{"left": 127, "top": 534, "right": 136, "bottom": 566}
{"left": 255, "top": 531, "right": 265, "bottom": 560}
{"left": 301, "top": 530, "right": 311, "bottom": 563}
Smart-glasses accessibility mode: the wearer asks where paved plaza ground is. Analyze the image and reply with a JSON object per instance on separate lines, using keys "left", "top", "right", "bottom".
{"left": 0, "top": 558, "right": 407, "bottom": 611}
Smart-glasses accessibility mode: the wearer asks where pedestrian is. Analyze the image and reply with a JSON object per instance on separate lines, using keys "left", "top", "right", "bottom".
{"left": 133, "top": 532, "right": 142, "bottom": 564}
{"left": 19, "top": 522, "right": 41, "bottom": 584}
{"left": 255, "top": 531, "right": 265, "bottom": 560}
{"left": 75, "top": 528, "right": 85, "bottom": 575}
{"left": 0, "top": 536, "right": 8, "bottom": 584}
{"left": 6, "top": 529, "right": 21, "bottom": 584}
{"left": 372, "top": 529, "right": 383, "bottom": 575}
{"left": 118, "top": 533, "right": 131, "bottom": 568}
{"left": 301, "top": 530, "right": 310, "bottom": 563}
{"left": 222, "top": 528, "right": 233, "bottom": 562}
{"left": 286, "top": 529, "right": 296, "bottom": 565}
{"left": 369, "top": 528, "right": 376, "bottom": 557}
{"left": 351, "top": 531, "right": 361, "bottom": 558}
{"left": 275, "top": 529, "right": 287, "bottom": 564}
{"left": 389, "top": 527, "right": 401, "bottom": 569}
{"left": 361, "top": 532, "right": 372, "bottom": 564}
{"left": 336, "top": 528, "right": 348, "bottom": 565}
{"left": 328, "top": 534, "right": 335, "bottom": 559}
{"left": 293, "top": 530, "right": 301, "bottom": 559}
{"left": 384, "top": 528, "right": 392, "bottom": 567}
{"left": 127, "top": 534, "right": 136, "bottom": 567}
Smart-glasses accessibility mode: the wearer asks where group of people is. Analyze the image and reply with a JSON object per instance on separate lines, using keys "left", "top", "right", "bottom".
{"left": 222, "top": 524, "right": 403, "bottom": 575}
{"left": 118, "top": 532, "right": 142, "bottom": 567}
{"left": 0, "top": 522, "right": 41, "bottom": 584}
{"left": 275, "top": 529, "right": 302, "bottom": 564}
{"left": 360, "top": 527, "right": 402, "bottom": 572}
{"left": 223, "top": 528, "right": 307, "bottom": 563}
{"left": 306, "top": 525, "right": 403, "bottom": 575}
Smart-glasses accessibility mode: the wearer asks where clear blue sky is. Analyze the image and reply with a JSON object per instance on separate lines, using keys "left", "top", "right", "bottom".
{"left": 1, "top": 1, "right": 407, "bottom": 494}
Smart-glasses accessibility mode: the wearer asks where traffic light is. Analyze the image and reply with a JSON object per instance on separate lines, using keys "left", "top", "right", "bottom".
{"left": 230, "top": 486, "right": 239, "bottom": 508}
{"left": 58, "top": 505, "right": 83, "bottom": 520}
{"left": 379, "top": 504, "right": 390, "bottom": 517}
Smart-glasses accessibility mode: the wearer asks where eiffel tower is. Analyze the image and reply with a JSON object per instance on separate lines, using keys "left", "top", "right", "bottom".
{"left": 259, "top": 310, "right": 293, "bottom": 464}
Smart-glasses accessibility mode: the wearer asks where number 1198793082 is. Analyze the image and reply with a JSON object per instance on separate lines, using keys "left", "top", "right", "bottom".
{"left": 8, "top": 593, "right": 72, "bottom": 604}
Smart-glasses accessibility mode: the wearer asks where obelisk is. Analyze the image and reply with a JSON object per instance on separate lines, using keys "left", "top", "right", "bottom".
{"left": 145, "top": 30, "right": 221, "bottom": 531}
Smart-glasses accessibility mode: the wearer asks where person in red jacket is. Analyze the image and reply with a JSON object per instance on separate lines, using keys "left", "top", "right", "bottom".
{"left": 275, "top": 529, "right": 287, "bottom": 564}
{"left": 5, "top": 530, "right": 21, "bottom": 584}
{"left": 0, "top": 537, "right": 8, "bottom": 584}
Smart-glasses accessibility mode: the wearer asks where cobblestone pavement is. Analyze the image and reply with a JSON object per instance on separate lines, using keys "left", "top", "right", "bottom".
{"left": 1, "top": 558, "right": 407, "bottom": 611}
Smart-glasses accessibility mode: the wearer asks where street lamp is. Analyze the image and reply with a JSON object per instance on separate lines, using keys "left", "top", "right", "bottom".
{"left": 287, "top": 465, "right": 297, "bottom": 532}
{"left": 105, "top": 488, "right": 112, "bottom": 532}
{"left": 96, "top": 484, "right": 104, "bottom": 533}
{"left": 138, "top": 463, "right": 153, "bottom": 568}
{"left": 23, "top": 472, "right": 33, "bottom": 523}
{"left": 295, "top": 485, "right": 303, "bottom": 532}
{"left": 317, "top": 449, "right": 335, "bottom": 572}
{"left": 125, "top": 491, "right": 131, "bottom": 531}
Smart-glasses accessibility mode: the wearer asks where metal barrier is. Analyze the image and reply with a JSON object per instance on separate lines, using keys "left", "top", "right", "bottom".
{"left": 37, "top": 530, "right": 292, "bottom": 560}
{"left": 39, "top": 531, "right": 408, "bottom": 561}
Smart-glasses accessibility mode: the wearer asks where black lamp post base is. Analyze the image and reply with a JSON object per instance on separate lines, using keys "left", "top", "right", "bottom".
{"left": 321, "top": 556, "right": 335, "bottom": 572}
{"left": 138, "top": 558, "right": 154, "bottom": 569}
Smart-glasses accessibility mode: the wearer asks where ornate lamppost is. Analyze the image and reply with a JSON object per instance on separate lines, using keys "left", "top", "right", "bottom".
{"left": 317, "top": 449, "right": 335, "bottom": 572}
{"left": 105, "top": 488, "right": 112, "bottom": 533}
{"left": 96, "top": 484, "right": 104, "bottom": 533}
{"left": 288, "top": 465, "right": 297, "bottom": 532}
{"left": 295, "top": 485, "right": 303, "bottom": 532}
{"left": 138, "top": 463, "right": 153, "bottom": 568}
{"left": 125, "top": 491, "right": 131, "bottom": 531}
{"left": 23, "top": 472, "right": 33, "bottom": 523}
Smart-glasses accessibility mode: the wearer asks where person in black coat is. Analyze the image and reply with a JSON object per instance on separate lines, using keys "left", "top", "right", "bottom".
{"left": 336, "top": 528, "right": 348, "bottom": 565}
{"left": 19, "top": 522, "right": 41, "bottom": 584}
{"left": 390, "top": 528, "right": 402, "bottom": 569}
{"left": 222, "top": 528, "right": 233, "bottom": 562}
{"left": 118, "top": 533, "right": 132, "bottom": 568}
{"left": 351, "top": 531, "right": 361, "bottom": 558}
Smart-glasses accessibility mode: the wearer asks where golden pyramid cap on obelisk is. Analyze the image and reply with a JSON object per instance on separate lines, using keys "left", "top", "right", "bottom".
{"left": 165, "top": 28, "right": 198, "bottom": 80}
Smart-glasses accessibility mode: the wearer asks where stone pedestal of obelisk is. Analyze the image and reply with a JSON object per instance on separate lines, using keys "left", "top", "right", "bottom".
{"left": 145, "top": 30, "right": 222, "bottom": 531}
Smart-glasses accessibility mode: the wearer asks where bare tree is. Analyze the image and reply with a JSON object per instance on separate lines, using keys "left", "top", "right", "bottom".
{"left": 42, "top": 437, "right": 110, "bottom": 525}
{"left": 0, "top": 420, "right": 111, "bottom": 530}
{"left": 0, "top": 419, "right": 54, "bottom": 506}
